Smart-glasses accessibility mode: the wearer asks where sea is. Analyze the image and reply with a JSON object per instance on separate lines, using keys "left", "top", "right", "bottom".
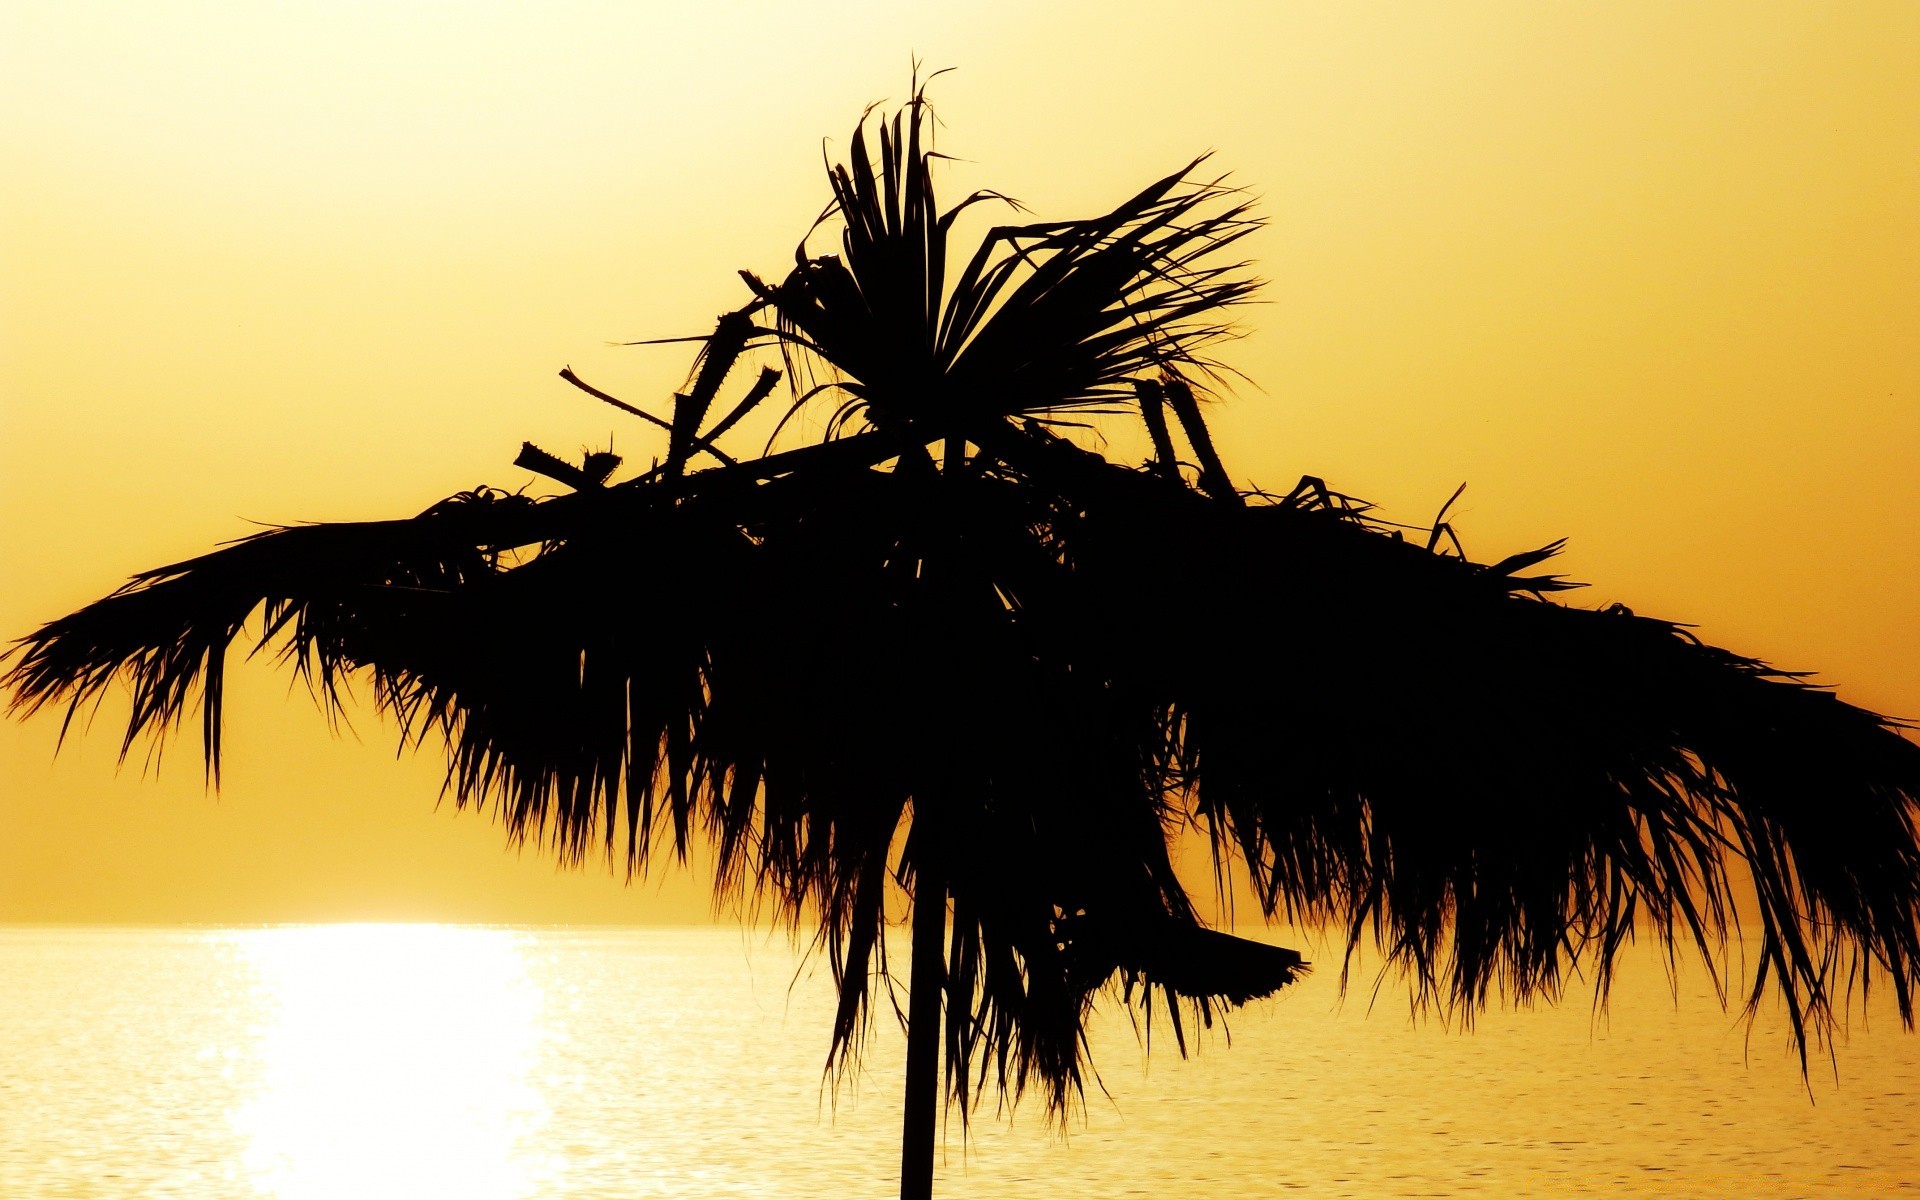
{"left": 1, "top": 925, "right": 1915, "bottom": 1199}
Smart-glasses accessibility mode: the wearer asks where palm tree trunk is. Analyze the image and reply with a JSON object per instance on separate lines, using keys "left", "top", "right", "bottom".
{"left": 904, "top": 445, "right": 962, "bottom": 1200}
{"left": 899, "top": 854, "right": 946, "bottom": 1200}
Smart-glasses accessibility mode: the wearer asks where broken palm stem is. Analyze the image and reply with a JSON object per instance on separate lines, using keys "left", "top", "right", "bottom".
{"left": 1161, "top": 374, "right": 1240, "bottom": 505}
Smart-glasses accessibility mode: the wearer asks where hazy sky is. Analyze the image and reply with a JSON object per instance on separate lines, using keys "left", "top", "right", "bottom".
{"left": 3, "top": 1, "right": 1915, "bottom": 924}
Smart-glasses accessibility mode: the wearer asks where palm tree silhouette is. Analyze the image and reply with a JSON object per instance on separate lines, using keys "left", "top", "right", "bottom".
{"left": 9, "top": 87, "right": 1920, "bottom": 1200}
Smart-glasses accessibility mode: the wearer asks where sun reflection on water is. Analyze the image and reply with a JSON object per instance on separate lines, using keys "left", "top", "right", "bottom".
{"left": 228, "top": 925, "right": 554, "bottom": 1200}
{"left": 4, "top": 927, "right": 1917, "bottom": 1197}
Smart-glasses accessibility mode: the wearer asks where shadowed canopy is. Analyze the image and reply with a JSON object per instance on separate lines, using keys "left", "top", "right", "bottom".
{"left": 9, "top": 87, "right": 1920, "bottom": 1196}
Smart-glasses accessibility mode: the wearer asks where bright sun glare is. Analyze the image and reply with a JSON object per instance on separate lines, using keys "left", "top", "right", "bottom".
{"left": 228, "top": 925, "right": 553, "bottom": 1200}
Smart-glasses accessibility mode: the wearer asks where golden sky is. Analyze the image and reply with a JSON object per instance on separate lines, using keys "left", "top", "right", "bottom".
{"left": 3, "top": 1, "right": 1915, "bottom": 924}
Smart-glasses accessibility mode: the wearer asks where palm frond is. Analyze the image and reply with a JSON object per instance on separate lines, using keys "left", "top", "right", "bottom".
{"left": 1039, "top": 445, "right": 1920, "bottom": 1066}
{"left": 758, "top": 84, "right": 1259, "bottom": 443}
{"left": 4, "top": 487, "right": 543, "bottom": 781}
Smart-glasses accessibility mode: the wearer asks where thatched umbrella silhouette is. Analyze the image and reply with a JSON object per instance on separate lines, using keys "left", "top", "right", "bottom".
{"left": 9, "top": 89, "right": 1920, "bottom": 1200}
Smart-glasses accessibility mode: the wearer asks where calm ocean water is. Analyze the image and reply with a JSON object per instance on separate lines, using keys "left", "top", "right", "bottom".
{"left": 1, "top": 925, "right": 1915, "bottom": 1199}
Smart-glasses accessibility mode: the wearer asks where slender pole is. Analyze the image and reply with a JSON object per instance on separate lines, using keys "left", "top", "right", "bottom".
{"left": 899, "top": 833, "right": 947, "bottom": 1200}
{"left": 901, "top": 439, "right": 962, "bottom": 1200}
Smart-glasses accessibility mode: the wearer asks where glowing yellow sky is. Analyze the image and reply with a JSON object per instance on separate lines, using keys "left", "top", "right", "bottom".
{"left": 3, "top": 2, "right": 1915, "bottom": 923}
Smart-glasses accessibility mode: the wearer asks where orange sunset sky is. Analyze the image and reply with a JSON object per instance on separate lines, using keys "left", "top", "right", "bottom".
{"left": 3, "top": 2, "right": 1915, "bottom": 926}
